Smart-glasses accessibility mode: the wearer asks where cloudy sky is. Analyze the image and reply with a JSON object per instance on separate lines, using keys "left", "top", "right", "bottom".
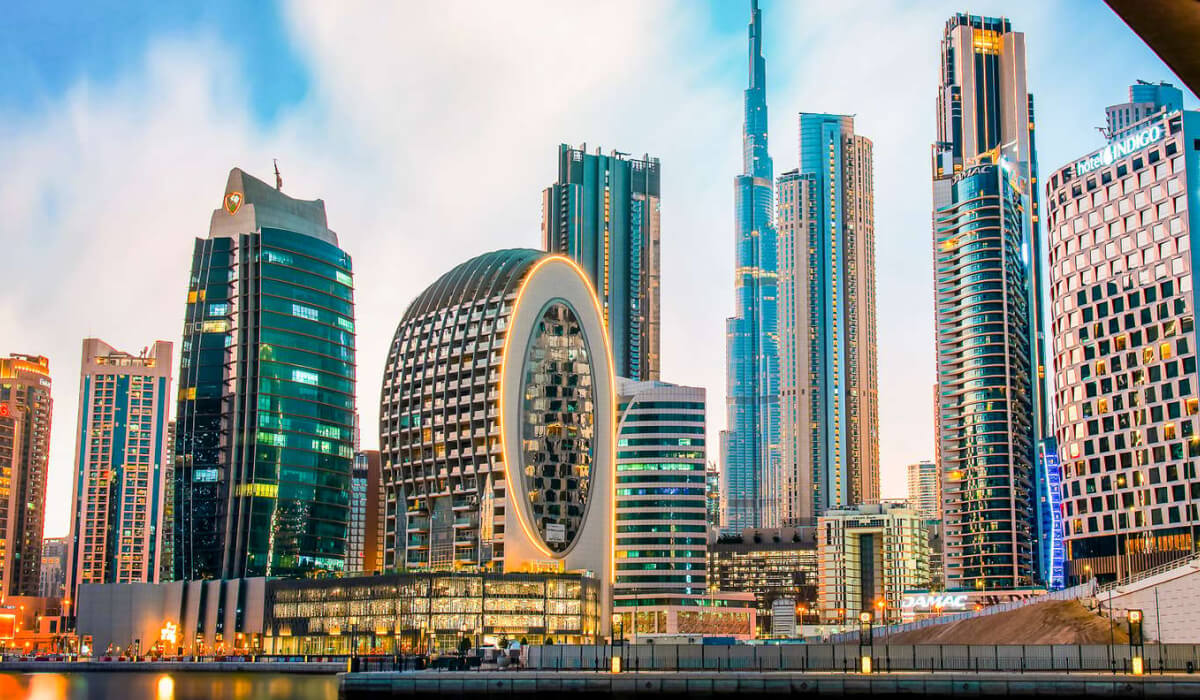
{"left": 1, "top": 1, "right": 1194, "bottom": 538}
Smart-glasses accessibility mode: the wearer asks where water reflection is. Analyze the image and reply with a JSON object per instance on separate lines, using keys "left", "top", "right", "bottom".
{"left": 0, "top": 672, "right": 338, "bottom": 700}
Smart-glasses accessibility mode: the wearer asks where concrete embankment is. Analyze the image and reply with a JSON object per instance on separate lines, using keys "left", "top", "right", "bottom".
{"left": 339, "top": 670, "right": 1200, "bottom": 698}
{"left": 0, "top": 660, "right": 344, "bottom": 673}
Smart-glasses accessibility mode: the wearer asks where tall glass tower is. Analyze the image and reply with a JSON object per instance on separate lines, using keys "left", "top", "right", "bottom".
{"left": 932, "top": 14, "right": 1048, "bottom": 589}
{"left": 723, "top": 0, "right": 780, "bottom": 532}
{"left": 542, "top": 145, "right": 661, "bottom": 381}
{"left": 173, "top": 168, "right": 356, "bottom": 580}
{"left": 778, "top": 114, "right": 879, "bottom": 525}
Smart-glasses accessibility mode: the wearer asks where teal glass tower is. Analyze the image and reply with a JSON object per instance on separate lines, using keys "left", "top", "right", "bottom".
{"left": 542, "top": 144, "right": 661, "bottom": 381}
{"left": 723, "top": 0, "right": 780, "bottom": 532}
{"left": 932, "top": 14, "right": 1046, "bottom": 589}
{"left": 173, "top": 168, "right": 356, "bottom": 580}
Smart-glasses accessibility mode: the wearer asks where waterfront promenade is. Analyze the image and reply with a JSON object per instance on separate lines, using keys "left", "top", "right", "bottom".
{"left": 338, "top": 670, "right": 1200, "bottom": 698}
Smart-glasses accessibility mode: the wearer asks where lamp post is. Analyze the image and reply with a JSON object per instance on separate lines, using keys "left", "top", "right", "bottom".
{"left": 858, "top": 612, "right": 873, "bottom": 674}
{"left": 1129, "top": 609, "right": 1145, "bottom": 675}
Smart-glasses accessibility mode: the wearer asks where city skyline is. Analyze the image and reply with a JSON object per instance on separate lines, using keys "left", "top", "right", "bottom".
{"left": 2, "top": 1, "right": 1197, "bottom": 538}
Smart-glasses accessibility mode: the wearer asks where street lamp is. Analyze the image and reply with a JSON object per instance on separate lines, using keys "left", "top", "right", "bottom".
{"left": 858, "top": 612, "right": 873, "bottom": 673}
{"left": 1128, "top": 609, "right": 1145, "bottom": 675}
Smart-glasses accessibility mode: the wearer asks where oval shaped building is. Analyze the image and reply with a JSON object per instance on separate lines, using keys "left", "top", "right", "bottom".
{"left": 380, "top": 249, "right": 614, "bottom": 610}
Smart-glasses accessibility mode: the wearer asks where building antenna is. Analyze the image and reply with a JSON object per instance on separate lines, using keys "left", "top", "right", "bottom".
{"left": 274, "top": 159, "right": 283, "bottom": 192}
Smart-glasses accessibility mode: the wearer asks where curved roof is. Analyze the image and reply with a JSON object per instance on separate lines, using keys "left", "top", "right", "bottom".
{"left": 401, "top": 248, "right": 544, "bottom": 324}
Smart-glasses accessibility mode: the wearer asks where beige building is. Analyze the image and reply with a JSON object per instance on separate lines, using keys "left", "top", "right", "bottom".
{"left": 817, "top": 502, "right": 929, "bottom": 624}
{"left": 776, "top": 113, "right": 878, "bottom": 526}
{"left": 0, "top": 354, "right": 52, "bottom": 598}
{"left": 906, "top": 461, "right": 940, "bottom": 521}
{"left": 66, "top": 339, "right": 173, "bottom": 601}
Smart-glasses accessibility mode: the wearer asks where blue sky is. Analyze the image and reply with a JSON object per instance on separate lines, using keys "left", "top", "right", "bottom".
{"left": 0, "top": 0, "right": 1194, "bottom": 538}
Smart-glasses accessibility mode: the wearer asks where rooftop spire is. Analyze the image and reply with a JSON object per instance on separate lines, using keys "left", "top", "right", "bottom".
{"left": 743, "top": 0, "right": 772, "bottom": 180}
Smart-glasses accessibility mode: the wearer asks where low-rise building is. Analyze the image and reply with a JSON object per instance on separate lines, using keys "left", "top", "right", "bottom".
{"left": 817, "top": 502, "right": 930, "bottom": 625}
{"left": 706, "top": 527, "right": 818, "bottom": 634}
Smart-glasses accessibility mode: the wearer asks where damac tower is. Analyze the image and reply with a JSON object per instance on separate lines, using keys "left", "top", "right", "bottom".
{"left": 722, "top": 0, "right": 780, "bottom": 532}
{"left": 931, "top": 15, "right": 1048, "bottom": 590}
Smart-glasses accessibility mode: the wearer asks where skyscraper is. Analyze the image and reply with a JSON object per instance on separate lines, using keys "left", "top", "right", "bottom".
{"left": 543, "top": 144, "right": 661, "bottom": 381}
{"left": 1046, "top": 95, "right": 1199, "bottom": 584}
{"left": 173, "top": 168, "right": 357, "bottom": 580}
{"left": 39, "top": 537, "right": 67, "bottom": 599}
{"left": 614, "top": 379, "right": 707, "bottom": 610}
{"left": 931, "top": 14, "right": 1045, "bottom": 590}
{"left": 906, "top": 461, "right": 940, "bottom": 521}
{"left": 1105, "top": 80, "right": 1184, "bottom": 140}
{"left": 379, "top": 249, "right": 615, "bottom": 631}
{"left": 0, "top": 353, "right": 52, "bottom": 597}
{"left": 66, "top": 339, "right": 173, "bottom": 600}
{"left": 723, "top": 0, "right": 780, "bottom": 532}
{"left": 778, "top": 114, "right": 879, "bottom": 524}
{"left": 347, "top": 450, "right": 382, "bottom": 574}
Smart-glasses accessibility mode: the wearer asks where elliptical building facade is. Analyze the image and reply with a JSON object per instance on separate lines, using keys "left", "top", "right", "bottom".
{"left": 542, "top": 145, "right": 661, "bottom": 382}
{"left": 723, "top": 0, "right": 781, "bottom": 533}
{"left": 379, "top": 249, "right": 615, "bottom": 632}
{"left": 173, "top": 168, "right": 357, "bottom": 580}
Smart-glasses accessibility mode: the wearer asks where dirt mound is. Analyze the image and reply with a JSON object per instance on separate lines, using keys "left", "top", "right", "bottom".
{"left": 887, "top": 600, "right": 1129, "bottom": 645}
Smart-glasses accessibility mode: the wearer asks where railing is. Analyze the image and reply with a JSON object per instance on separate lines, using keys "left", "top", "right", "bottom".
{"left": 525, "top": 643, "right": 1200, "bottom": 674}
{"left": 1097, "top": 551, "right": 1200, "bottom": 595}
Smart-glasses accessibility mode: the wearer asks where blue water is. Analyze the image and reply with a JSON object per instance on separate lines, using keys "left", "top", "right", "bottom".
{"left": 0, "top": 672, "right": 338, "bottom": 700}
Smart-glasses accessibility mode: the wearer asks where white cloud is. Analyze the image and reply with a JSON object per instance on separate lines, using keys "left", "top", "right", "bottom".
{"left": 0, "top": 0, "right": 741, "bottom": 537}
{"left": 1, "top": 0, "right": 1192, "bottom": 539}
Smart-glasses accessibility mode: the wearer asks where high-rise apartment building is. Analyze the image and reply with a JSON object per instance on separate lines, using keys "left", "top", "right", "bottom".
{"left": 906, "top": 461, "right": 940, "bottom": 521}
{"left": 705, "top": 461, "right": 722, "bottom": 532}
{"left": 1045, "top": 95, "right": 1200, "bottom": 584}
{"left": 39, "top": 537, "right": 67, "bottom": 599}
{"left": 931, "top": 14, "right": 1046, "bottom": 590}
{"left": 614, "top": 380, "right": 707, "bottom": 609}
{"left": 723, "top": 0, "right": 780, "bottom": 533}
{"left": 1106, "top": 80, "right": 1184, "bottom": 140}
{"left": 173, "top": 168, "right": 357, "bottom": 580}
{"left": 542, "top": 144, "right": 660, "bottom": 382}
{"left": 0, "top": 354, "right": 52, "bottom": 597}
{"left": 934, "top": 161, "right": 1037, "bottom": 590}
{"left": 66, "top": 339, "right": 173, "bottom": 601}
{"left": 777, "top": 114, "right": 878, "bottom": 524}
{"left": 347, "top": 450, "right": 382, "bottom": 574}
{"left": 817, "top": 502, "right": 930, "bottom": 623}
{"left": 379, "top": 249, "right": 615, "bottom": 633}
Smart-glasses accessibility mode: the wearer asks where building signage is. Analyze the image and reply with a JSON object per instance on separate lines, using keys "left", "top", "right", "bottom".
{"left": 899, "top": 593, "right": 969, "bottom": 611}
{"left": 1041, "top": 443, "right": 1065, "bottom": 590}
{"left": 545, "top": 522, "right": 566, "bottom": 544}
{"left": 0, "top": 403, "right": 8, "bottom": 417}
{"left": 224, "top": 191, "right": 243, "bottom": 215}
{"left": 1075, "top": 125, "right": 1163, "bottom": 176}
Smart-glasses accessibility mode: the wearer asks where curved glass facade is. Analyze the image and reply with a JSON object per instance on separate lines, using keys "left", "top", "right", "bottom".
{"left": 380, "top": 249, "right": 541, "bottom": 571}
{"left": 520, "top": 301, "right": 595, "bottom": 552}
{"left": 175, "top": 169, "right": 356, "bottom": 580}
{"left": 934, "top": 164, "right": 1035, "bottom": 589}
{"left": 614, "top": 382, "right": 707, "bottom": 607}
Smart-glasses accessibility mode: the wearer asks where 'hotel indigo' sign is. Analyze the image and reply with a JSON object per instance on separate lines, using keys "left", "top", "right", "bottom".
{"left": 1075, "top": 125, "right": 1163, "bottom": 176}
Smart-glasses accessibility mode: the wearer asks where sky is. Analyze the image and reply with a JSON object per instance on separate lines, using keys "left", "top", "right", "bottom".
{"left": 1, "top": 1, "right": 1195, "bottom": 539}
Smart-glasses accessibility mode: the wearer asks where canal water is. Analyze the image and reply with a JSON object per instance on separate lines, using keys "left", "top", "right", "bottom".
{"left": 0, "top": 672, "right": 339, "bottom": 700}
